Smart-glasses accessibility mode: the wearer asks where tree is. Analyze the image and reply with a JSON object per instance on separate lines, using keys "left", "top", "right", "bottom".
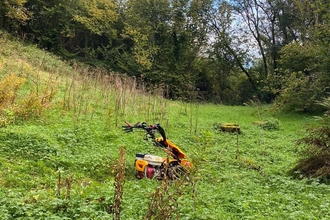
{"left": 24, "top": 0, "right": 76, "bottom": 51}
{"left": 226, "top": 0, "right": 308, "bottom": 102}
{"left": 0, "top": 0, "right": 31, "bottom": 31}
{"left": 208, "top": 0, "right": 261, "bottom": 101}
{"left": 73, "top": 0, "right": 118, "bottom": 37}
{"left": 122, "top": 0, "right": 171, "bottom": 74}
{"left": 122, "top": 0, "right": 211, "bottom": 100}
{"left": 70, "top": 0, "right": 120, "bottom": 61}
{"left": 274, "top": 0, "right": 330, "bottom": 112}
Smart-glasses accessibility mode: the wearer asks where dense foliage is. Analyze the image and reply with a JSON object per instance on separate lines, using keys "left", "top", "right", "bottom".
{"left": 290, "top": 95, "right": 330, "bottom": 181}
{"left": 0, "top": 0, "right": 329, "bottom": 109}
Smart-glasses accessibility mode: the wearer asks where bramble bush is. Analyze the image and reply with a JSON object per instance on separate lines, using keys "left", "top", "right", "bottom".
{"left": 290, "top": 95, "right": 330, "bottom": 181}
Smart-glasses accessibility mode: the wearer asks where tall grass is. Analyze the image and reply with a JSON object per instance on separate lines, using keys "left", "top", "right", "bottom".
{"left": 0, "top": 30, "right": 171, "bottom": 128}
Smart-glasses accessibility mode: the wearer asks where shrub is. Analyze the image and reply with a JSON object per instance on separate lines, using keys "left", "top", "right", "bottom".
{"left": 0, "top": 73, "right": 26, "bottom": 109}
{"left": 253, "top": 118, "right": 280, "bottom": 131}
{"left": 0, "top": 73, "right": 57, "bottom": 124}
{"left": 274, "top": 42, "right": 330, "bottom": 113}
{"left": 290, "top": 95, "right": 330, "bottom": 181}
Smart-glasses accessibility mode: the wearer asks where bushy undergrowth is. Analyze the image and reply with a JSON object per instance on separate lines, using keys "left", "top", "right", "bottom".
{"left": 1, "top": 31, "right": 330, "bottom": 219}
{"left": 290, "top": 95, "right": 330, "bottom": 182}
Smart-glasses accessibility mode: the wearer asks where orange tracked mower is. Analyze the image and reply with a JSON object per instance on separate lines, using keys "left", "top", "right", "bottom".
{"left": 122, "top": 121, "right": 192, "bottom": 180}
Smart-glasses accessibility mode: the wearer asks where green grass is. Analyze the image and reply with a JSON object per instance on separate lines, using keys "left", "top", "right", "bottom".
{"left": 0, "top": 30, "right": 329, "bottom": 219}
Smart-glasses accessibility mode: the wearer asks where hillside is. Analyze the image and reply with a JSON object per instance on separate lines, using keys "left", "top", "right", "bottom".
{"left": 0, "top": 31, "right": 330, "bottom": 219}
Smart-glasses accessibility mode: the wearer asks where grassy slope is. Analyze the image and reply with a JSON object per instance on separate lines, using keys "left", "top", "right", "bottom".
{"left": 0, "top": 31, "right": 329, "bottom": 219}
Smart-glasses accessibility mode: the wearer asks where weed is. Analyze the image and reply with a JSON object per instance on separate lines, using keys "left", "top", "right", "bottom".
{"left": 112, "top": 146, "right": 126, "bottom": 219}
{"left": 253, "top": 118, "right": 280, "bottom": 131}
{"left": 145, "top": 169, "right": 194, "bottom": 220}
{"left": 0, "top": 73, "right": 25, "bottom": 106}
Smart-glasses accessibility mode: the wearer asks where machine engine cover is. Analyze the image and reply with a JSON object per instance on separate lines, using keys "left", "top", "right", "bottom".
{"left": 143, "top": 154, "right": 163, "bottom": 166}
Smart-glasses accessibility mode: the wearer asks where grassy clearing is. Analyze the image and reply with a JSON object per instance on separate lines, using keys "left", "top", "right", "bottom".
{"left": 0, "top": 30, "right": 329, "bottom": 219}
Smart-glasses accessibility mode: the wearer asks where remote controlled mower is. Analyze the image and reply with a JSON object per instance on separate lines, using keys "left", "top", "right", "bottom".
{"left": 122, "top": 121, "right": 192, "bottom": 180}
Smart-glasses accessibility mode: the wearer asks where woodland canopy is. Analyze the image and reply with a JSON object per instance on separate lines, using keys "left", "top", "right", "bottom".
{"left": 1, "top": 0, "right": 329, "bottom": 111}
